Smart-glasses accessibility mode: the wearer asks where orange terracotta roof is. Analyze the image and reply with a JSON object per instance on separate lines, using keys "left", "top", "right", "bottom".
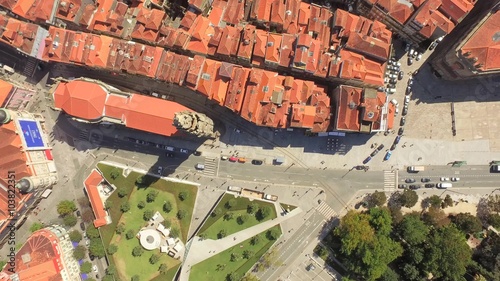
{"left": 187, "top": 16, "right": 212, "bottom": 55}
{"left": 345, "top": 32, "right": 391, "bottom": 62}
{"left": 207, "top": 27, "right": 223, "bottom": 55}
{"left": 197, "top": 59, "right": 219, "bottom": 98}
{"left": 222, "top": 0, "right": 245, "bottom": 25}
{"left": 252, "top": 29, "right": 268, "bottom": 66}
{"left": 0, "top": 0, "right": 18, "bottom": 10}
{"left": 298, "top": 2, "right": 311, "bottom": 29}
{"left": 89, "top": 0, "right": 114, "bottom": 30}
{"left": 155, "top": 51, "right": 191, "bottom": 85}
{"left": 188, "top": 0, "right": 205, "bottom": 11}
{"left": 279, "top": 34, "right": 296, "bottom": 67}
{"left": 414, "top": 0, "right": 455, "bottom": 39}
{"left": 307, "top": 4, "right": 322, "bottom": 35}
{"left": 439, "top": 0, "right": 474, "bottom": 23}
{"left": 86, "top": 34, "right": 112, "bottom": 68}
{"left": 314, "top": 52, "right": 332, "bottom": 78}
{"left": 374, "top": 0, "right": 414, "bottom": 24}
{"left": 56, "top": 0, "right": 82, "bottom": 23}
{"left": 255, "top": 101, "right": 290, "bottom": 128}
{"left": 293, "top": 33, "right": 313, "bottom": 69}
{"left": 265, "top": 33, "right": 281, "bottom": 64}
{"left": 216, "top": 26, "right": 241, "bottom": 57}
{"left": 387, "top": 102, "right": 395, "bottom": 130}
{"left": 270, "top": 0, "right": 285, "bottom": 27}
{"left": 158, "top": 26, "right": 179, "bottom": 48}
{"left": 12, "top": 0, "right": 56, "bottom": 23}
{"left": 210, "top": 63, "right": 231, "bottom": 105}
{"left": 0, "top": 79, "right": 13, "bottom": 106}
{"left": 305, "top": 39, "right": 321, "bottom": 73}
{"left": 53, "top": 80, "right": 106, "bottom": 120}
{"left": 186, "top": 55, "right": 206, "bottom": 90}
{"left": 335, "top": 85, "right": 362, "bottom": 131}
{"left": 224, "top": 66, "right": 250, "bottom": 112}
{"left": 460, "top": 11, "right": 500, "bottom": 71}
{"left": 180, "top": 11, "right": 198, "bottom": 31}
{"left": 173, "top": 30, "right": 191, "bottom": 50}
{"left": 290, "top": 104, "right": 316, "bottom": 128}
{"left": 0, "top": 18, "right": 40, "bottom": 56}
{"left": 208, "top": 2, "right": 225, "bottom": 26}
{"left": 283, "top": 0, "right": 300, "bottom": 33}
{"left": 84, "top": 169, "right": 108, "bottom": 228}
{"left": 237, "top": 25, "right": 256, "bottom": 61}
{"left": 241, "top": 68, "right": 265, "bottom": 122}
{"left": 42, "top": 27, "right": 67, "bottom": 62}
{"left": 250, "top": 0, "right": 272, "bottom": 22}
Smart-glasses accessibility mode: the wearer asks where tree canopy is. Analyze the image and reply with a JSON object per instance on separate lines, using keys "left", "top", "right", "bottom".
{"left": 57, "top": 200, "right": 77, "bottom": 216}
{"left": 396, "top": 213, "right": 429, "bottom": 245}
{"left": 399, "top": 189, "right": 418, "bottom": 208}
{"left": 451, "top": 212, "right": 483, "bottom": 234}
{"left": 369, "top": 191, "right": 387, "bottom": 207}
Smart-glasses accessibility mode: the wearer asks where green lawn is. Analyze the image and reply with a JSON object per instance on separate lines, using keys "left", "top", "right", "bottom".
{"left": 190, "top": 225, "right": 282, "bottom": 281}
{"left": 198, "top": 194, "right": 277, "bottom": 239}
{"left": 97, "top": 163, "right": 197, "bottom": 281}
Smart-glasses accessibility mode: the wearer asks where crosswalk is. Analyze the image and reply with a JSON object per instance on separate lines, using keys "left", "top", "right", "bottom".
{"left": 316, "top": 201, "right": 337, "bottom": 219}
{"left": 383, "top": 170, "right": 397, "bottom": 190}
{"left": 78, "top": 130, "right": 89, "bottom": 140}
{"left": 22, "top": 57, "right": 37, "bottom": 77}
{"left": 203, "top": 157, "right": 218, "bottom": 176}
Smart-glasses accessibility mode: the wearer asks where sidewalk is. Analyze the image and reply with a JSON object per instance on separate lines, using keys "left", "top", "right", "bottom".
{"left": 179, "top": 205, "right": 303, "bottom": 281}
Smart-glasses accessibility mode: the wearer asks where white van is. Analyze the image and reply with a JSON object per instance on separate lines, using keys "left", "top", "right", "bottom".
{"left": 165, "top": 146, "right": 175, "bottom": 151}
{"left": 390, "top": 99, "right": 399, "bottom": 106}
{"left": 437, "top": 183, "right": 452, "bottom": 189}
{"left": 195, "top": 163, "right": 205, "bottom": 170}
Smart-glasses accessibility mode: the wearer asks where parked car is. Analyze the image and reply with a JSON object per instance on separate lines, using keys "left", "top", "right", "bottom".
{"left": 408, "top": 78, "right": 414, "bottom": 86}
{"left": 76, "top": 210, "right": 81, "bottom": 218}
{"left": 425, "top": 183, "right": 435, "bottom": 188}
{"left": 89, "top": 254, "right": 95, "bottom": 261}
{"left": 429, "top": 41, "right": 438, "bottom": 50}
{"left": 229, "top": 156, "right": 238, "bottom": 162}
{"left": 408, "top": 57, "right": 413, "bottom": 66}
{"left": 165, "top": 152, "right": 175, "bottom": 158}
{"left": 370, "top": 150, "right": 379, "bottom": 157}
{"left": 440, "top": 177, "right": 450, "bottom": 181}
{"left": 80, "top": 222, "right": 85, "bottom": 231}
{"left": 416, "top": 53, "right": 422, "bottom": 61}
{"left": 451, "top": 177, "right": 460, "bottom": 181}
{"left": 377, "top": 144, "right": 385, "bottom": 151}
{"left": 398, "top": 127, "right": 404, "bottom": 135}
{"left": 390, "top": 99, "right": 399, "bottom": 106}
{"left": 157, "top": 166, "right": 163, "bottom": 174}
{"left": 406, "top": 86, "right": 412, "bottom": 95}
{"left": 195, "top": 163, "right": 205, "bottom": 170}
{"left": 390, "top": 143, "right": 397, "bottom": 150}
{"left": 238, "top": 157, "right": 247, "bottom": 163}
{"left": 85, "top": 239, "right": 90, "bottom": 246}
{"left": 251, "top": 159, "right": 263, "bottom": 165}
{"left": 394, "top": 135, "right": 401, "bottom": 144}
{"left": 389, "top": 78, "right": 397, "bottom": 84}
{"left": 384, "top": 151, "right": 392, "bottom": 161}
{"left": 398, "top": 184, "right": 407, "bottom": 189}
{"left": 421, "top": 178, "right": 431, "bottom": 182}
{"left": 409, "top": 184, "right": 421, "bottom": 190}
{"left": 92, "top": 265, "right": 98, "bottom": 273}
{"left": 193, "top": 151, "right": 202, "bottom": 156}
{"left": 398, "top": 71, "right": 404, "bottom": 80}
{"left": 404, "top": 96, "right": 410, "bottom": 104}
{"left": 405, "top": 178, "right": 416, "bottom": 183}
{"left": 221, "top": 156, "right": 228, "bottom": 160}
{"left": 363, "top": 156, "right": 372, "bottom": 164}
{"left": 179, "top": 148, "right": 189, "bottom": 154}
{"left": 400, "top": 117, "right": 406, "bottom": 126}
{"left": 402, "top": 106, "right": 408, "bottom": 116}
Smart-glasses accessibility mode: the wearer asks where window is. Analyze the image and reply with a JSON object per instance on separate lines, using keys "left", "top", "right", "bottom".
{"left": 201, "top": 73, "right": 211, "bottom": 80}
{"left": 263, "top": 85, "right": 269, "bottom": 92}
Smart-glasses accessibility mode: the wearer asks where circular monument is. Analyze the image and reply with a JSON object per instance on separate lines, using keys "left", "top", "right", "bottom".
{"left": 139, "top": 229, "right": 161, "bottom": 250}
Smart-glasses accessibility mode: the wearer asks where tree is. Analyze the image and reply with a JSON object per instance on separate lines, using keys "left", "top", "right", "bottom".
{"left": 451, "top": 212, "right": 483, "bottom": 234}
{"left": 86, "top": 225, "right": 100, "bottom": 239}
{"left": 177, "top": 209, "right": 188, "bottom": 220}
{"left": 135, "top": 176, "right": 145, "bottom": 186}
{"left": 422, "top": 207, "right": 450, "bottom": 228}
{"left": 120, "top": 202, "right": 130, "bottom": 212}
{"left": 170, "top": 227, "right": 180, "bottom": 238}
{"left": 226, "top": 272, "right": 242, "bottom": 281}
{"left": 106, "top": 264, "right": 116, "bottom": 275}
{"left": 63, "top": 214, "right": 78, "bottom": 227}
{"left": 399, "top": 189, "right": 418, "bottom": 208}
{"left": 402, "top": 264, "right": 420, "bottom": 281}
{"left": 89, "top": 239, "right": 106, "bottom": 258}
{"left": 30, "top": 222, "right": 44, "bottom": 233}
{"left": 250, "top": 235, "right": 260, "bottom": 245}
{"left": 131, "top": 275, "right": 140, "bottom": 281}
{"left": 427, "top": 195, "right": 443, "bottom": 209}
{"left": 104, "top": 200, "right": 113, "bottom": 210}
{"left": 150, "top": 254, "right": 159, "bottom": 264}
{"left": 369, "top": 190, "right": 387, "bottom": 207}
{"left": 110, "top": 168, "right": 120, "bottom": 180}
{"left": 212, "top": 208, "right": 222, "bottom": 217}
{"left": 69, "top": 230, "right": 82, "bottom": 242}
{"left": 159, "top": 264, "right": 168, "bottom": 275}
{"left": 230, "top": 252, "right": 240, "bottom": 262}
{"left": 117, "top": 187, "right": 128, "bottom": 198}
{"left": 396, "top": 213, "right": 429, "bottom": 245}
{"left": 474, "top": 232, "right": 500, "bottom": 276}
{"left": 178, "top": 191, "right": 188, "bottom": 201}
{"left": 115, "top": 224, "right": 125, "bottom": 234}
{"left": 107, "top": 244, "right": 118, "bottom": 255}
{"left": 147, "top": 190, "right": 159, "bottom": 202}
{"left": 487, "top": 194, "right": 500, "bottom": 213}
{"left": 126, "top": 229, "right": 135, "bottom": 239}
{"left": 266, "top": 228, "right": 281, "bottom": 240}
{"left": 241, "top": 274, "right": 259, "bottom": 281}
{"left": 223, "top": 212, "right": 234, "bottom": 221}
{"left": 237, "top": 214, "right": 249, "bottom": 225}
{"left": 368, "top": 207, "right": 393, "bottom": 236}
{"left": 218, "top": 229, "right": 227, "bottom": 239}
{"left": 225, "top": 198, "right": 237, "bottom": 209}
{"left": 143, "top": 209, "right": 154, "bottom": 221}
{"left": 163, "top": 201, "right": 172, "bottom": 213}
{"left": 256, "top": 206, "right": 272, "bottom": 221}
{"left": 57, "top": 200, "right": 76, "bottom": 216}
{"left": 80, "top": 261, "right": 92, "bottom": 273}
{"left": 247, "top": 203, "right": 259, "bottom": 214}
{"left": 73, "top": 245, "right": 86, "bottom": 260}
{"left": 132, "top": 246, "right": 144, "bottom": 257}
{"left": 102, "top": 276, "right": 114, "bottom": 281}
{"left": 487, "top": 213, "right": 500, "bottom": 228}
{"left": 423, "top": 225, "right": 472, "bottom": 280}
{"left": 82, "top": 209, "right": 94, "bottom": 223}
{"left": 443, "top": 194, "right": 454, "bottom": 208}
{"left": 243, "top": 250, "right": 255, "bottom": 259}
{"left": 137, "top": 200, "right": 146, "bottom": 209}
{"left": 380, "top": 267, "right": 400, "bottom": 281}
{"left": 162, "top": 219, "right": 172, "bottom": 228}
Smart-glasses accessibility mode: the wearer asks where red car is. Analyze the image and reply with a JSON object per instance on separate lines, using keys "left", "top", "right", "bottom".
{"left": 229, "top": 156, "right": 238, "bottom": 162}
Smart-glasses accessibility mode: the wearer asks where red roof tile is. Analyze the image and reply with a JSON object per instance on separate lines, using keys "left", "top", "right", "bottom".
{"left": 250, "top": 0, "right": 272, "bottom": 22}
{"left": 270, "top": 0, "right": 285, "bottom": 27}
{"left": 208, "top": 0, "right": 226, "bottom": 26}
{"left": 0, "top": 0, "right": 17, "bottom": 10}
{"left": 335, "top": 85, "right": 362, "bottom": 131}
{"left": 211, "top": 63, "right": 230, "bottom": 105}
{"left": 460, "top": 11, "right": 500, "bottom": 71}
{"left": 216, "top": 26, "right": 241, "bottom": 57}
{"left": 0, "top": 18, "right": 40, "bottom": 56}
{"left": 86, "top": 35, "right": 112, "bottom": 69}
{"left": 345, "top": 32, "right": 391, "bottom": 62}
{"left": 222, "top": 0, "right": 245, "bottom": 25}
{"left": 305, "top": 39, "right": 321, "bottom": 73}
{"left": 297, "top": 2, "right": 311, "bottom": 31}
{"left": 414, "top": 0, "right": 455, "bottom": 39}
{"left": 374, "top": 0, "right": 414, "bottom": 24}
{"left": 208, "top": 27, "right": 223, "bottom": 55}
{"left": 53, "top": 80, "right": 106, "bottom": 120}
{"left": 252, "top": 29, "right": 268, "bottom": 66}
{"left": 180, "top": 11, "right": 198, "bottom": 31}
{"left": 84, "top": 169, "right": 109, "bottom": 228}
{"left": 279, "top": 34, "right": 296, "bottom": 67}
{"left": 186, "top": 55, "right": 205, "bottom": 90}
{"left": 158, "top": 26, "right": 179, "bottom": 48}
{"left": 197, "top": 59, "right": 219, "bottom": 98}
{"left": 155, "top": 51, "right": 191, "bottom": 85}
{"left": 89, "top": 0, "right": 115, "bottom": 31}
{"left": 265, "top": 33, "right": 281, "bottom": 64}
{"left": 290, "top": 104, "right": 316, "bottom": 128}
{"left": 439, "top": 0, "right": 474, "bottom": 23}
{"left": 307, "top": 4, "right": 322, "bottom": 35}
{"left": 12, "top": 0, "right": 56, "bottom": 23}
{"left": 283, "top": 0, "right": 300, "bottom": 33}
{"left": 237, "top": 25, "right": 256, "bottom": 61}
{"left": 293, "top": 33, "right": 313, "bottom": 69}
{"left": 314, "top": 52, "right": 332, "bottom": 78}
{"left": 224, "top": 66, "right": 250, "bottom": 112}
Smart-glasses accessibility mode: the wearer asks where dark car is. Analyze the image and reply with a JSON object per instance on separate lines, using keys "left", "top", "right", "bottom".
{"left": 89, "top": 254, "right": 95, "bottom": 261}
{"left": 421, "top": 178, "right": 431, "bottom": 182}
{"left": 402, "top": 106, "right": 408, "bottom": 116}
{"left": 398, "top": 127, "right": 404, "bottom": 135}
{"left": 370, "top": 150, "right": 379, "bottom": 157}
{"left": 425, "top": 183, "right": 435, "bottom": 188}
{"left": 398, "top": 71, "right": 404, "bottom": 80}
{"left": 405, "top": 178, "right": 416, "bottom": 183}
{"left": 251, "top": 159, "right": 263, "bottom": 165}
{"left": 389, "top": 78, "right": 397, "bottom": 84}
{"left": 76, "top": 210, "right": 81, "bottom": 218}
{"left": 355, "top": 165, "right": 367, "bottom": 170}
{"left": 408, "top": 57, "right": 413, "bottom": 66}
{"left": 377, "top": 144, "right": 385, "bottom": 151}
{"left": 398, "top": 184, "right": 407, "bottom": 189}
{"left": 193, "top": 151, "right": 202, "bottom": 156}
{"left": 400, "top": 117, "right": 406, "bottom": 126}
{"left": 165, "top": 152, "right": 175, "bottom": 158}
{"left": 394, "top": 135, "right": 401, "bottom": 144}
{"left": 429, "top": 41, "right": 438, "bottom": 50}
{"left": 390, "top": 143, "right": 397, "bottom": 150}
{"left": 363, "top": 156, "right": 372, "bottom": 164}
{"left": 406, "top": 86, "right": 412, "bottom": 95}
{"left": 80, "top": 222, "right": 85, "bottom": 231}
{"left": 387, "top": 83, "right": 396, "bottom": 89}
{"left": 409, "top": 184, "right": 421, "bottom": 190}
